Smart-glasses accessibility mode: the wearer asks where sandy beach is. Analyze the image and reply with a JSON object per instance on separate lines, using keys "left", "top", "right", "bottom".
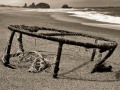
{"left": 0, "top": 7, "right": 120, "bottom": 90}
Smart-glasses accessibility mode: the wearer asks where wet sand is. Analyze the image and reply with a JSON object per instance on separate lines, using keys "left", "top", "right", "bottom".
{"left": 0, "top": 7, "right": 120, "bottom": 90}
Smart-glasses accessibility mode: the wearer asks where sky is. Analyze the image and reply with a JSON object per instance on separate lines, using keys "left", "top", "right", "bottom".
{"left": 0, "top": 0, "right": 120, "bottom": 8}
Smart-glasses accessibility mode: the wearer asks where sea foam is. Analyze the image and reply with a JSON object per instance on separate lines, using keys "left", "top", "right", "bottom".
{"left": 67, "top": 11, "right": 120, "bottom": 24}
{"left": 22, "top": 8, "right": 120, "bottom": 24}
{"left": 22, "top": 8, "right": 77, "bottom": 12}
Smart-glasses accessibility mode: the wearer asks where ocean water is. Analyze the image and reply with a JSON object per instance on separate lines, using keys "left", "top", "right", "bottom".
{"left": 22, "top": 7, "right": 120, "bottom": 25}
{"left": 67, "top": 7, "right": 120, "bottom": 24}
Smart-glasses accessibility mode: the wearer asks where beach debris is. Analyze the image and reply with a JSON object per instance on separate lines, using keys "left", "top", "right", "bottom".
{"left": 2, "top": 25, "right": 117, "bottom": 78}
{"left": 91, "top": 63, "right": 112, "bottom": 73}
{"left": 91, "top": 50, "right": 112, "bottom": 73}
{"left": 91, "top": 39, "right": 98, "bottom": 61}
{"left": 25, "top": 51, "right": 50, "bottom": 73}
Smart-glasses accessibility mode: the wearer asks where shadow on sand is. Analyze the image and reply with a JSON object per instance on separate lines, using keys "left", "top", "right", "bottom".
{"left": 57, "top": 61, "right": 120, "bottom": 82}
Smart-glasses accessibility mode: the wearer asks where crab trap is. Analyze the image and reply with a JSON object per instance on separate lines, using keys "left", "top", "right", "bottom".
{"left": 2, "top": 25, "right": 117, "bottom": 78}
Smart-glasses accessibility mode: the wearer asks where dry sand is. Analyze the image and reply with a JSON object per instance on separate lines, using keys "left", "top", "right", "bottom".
{"left": 0, "top": 7, "right": 120, "bottom": 90}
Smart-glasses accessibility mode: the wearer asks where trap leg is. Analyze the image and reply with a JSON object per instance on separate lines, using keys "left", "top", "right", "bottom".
{"left": 53, "top": 43, "right": 63, "bottom": 78}
{"left": 91, "top": 47, "right": 116, "bottom": 73}
{"left": 17, "top": 33, "right": 24, "bottom": 60}
{"left": 91, "top": 39, "right": 98, "bottom": 61}
{"left": 96, "top": 48, "right": 116, "bottom": 66}
{"left": 2, "top": 31, "right": 15, "bottom": 66}
{"left": 17, "top": 33, "right": 24, "bottom": 53}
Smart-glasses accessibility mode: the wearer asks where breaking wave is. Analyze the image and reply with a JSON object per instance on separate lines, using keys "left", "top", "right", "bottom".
{"left": 22, "top": 8, "right": 120, "bottom": 24}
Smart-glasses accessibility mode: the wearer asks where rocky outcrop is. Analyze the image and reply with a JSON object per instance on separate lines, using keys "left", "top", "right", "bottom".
{"left": 24, "top": 2, "right": 50, "bottom": 8}
{"left": 62, "top": 4, "right": 72, "bottom": 8}
{"left": 23, "top": 3, "right": 27, "bottom": 8}
{"left": 28, "top": 2, "right": 36, "bottom": 8}
{"left": 35, "top": 3, "right": 50, "bottom": 8}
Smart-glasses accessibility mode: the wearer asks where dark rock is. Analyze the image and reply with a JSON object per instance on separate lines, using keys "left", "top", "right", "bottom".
{"left": 62, "top": 4, "right": 72, "bottom": 8}
{"left": 62, "top": 4, "right": 69, "bottom": 8}
{"left": 28, "top": 2, "right": 36, "bottom": 8}
{"left": 23, "top": 3, "right": 27, "bottom": 8}
{"left": 35, "top": 3, "right": 50, "bottom": 8}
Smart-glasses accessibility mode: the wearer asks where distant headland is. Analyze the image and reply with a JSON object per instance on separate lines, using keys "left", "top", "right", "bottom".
{"left": 23, "top": 2, "right": 50, "bottom": 8}
{"left": 0, "top": 4, "right": 20, "bottom": 8}
{"left": 23, "top": 3, "right": 73, "bottom": 9}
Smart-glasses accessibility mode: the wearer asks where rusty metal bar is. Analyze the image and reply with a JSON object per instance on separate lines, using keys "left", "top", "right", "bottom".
{"left": 91, "top": 46, "right": 117, "bottom": 73}
{"left": 53, "top": 42, "right": 63, "bottom": 78}
{"left": 8, "top": 25, "right": 116, "bottom": 42}
{"left": 2, "top": 31, "right": 15, "bottom": 66}
{"left": 8, "top": 26, "right": 117, "bottom": 50}
{"left": 91, "top": 39, "right": 98, "bottom": 61}
{"left": 17, "top": 33, "right": 24, "bottom": 53}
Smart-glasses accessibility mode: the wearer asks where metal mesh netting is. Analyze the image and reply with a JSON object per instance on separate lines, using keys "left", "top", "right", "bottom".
{"left": 2, "top": 25, "right": 118, "bottom": 80}
{"left": 9, "top": 32, "right": 110, "bottom": 74}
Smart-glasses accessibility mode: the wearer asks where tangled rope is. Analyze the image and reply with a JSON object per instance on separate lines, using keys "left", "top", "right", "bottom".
{"left": 23, "top": 51, "right": 50, "bottom": 73}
